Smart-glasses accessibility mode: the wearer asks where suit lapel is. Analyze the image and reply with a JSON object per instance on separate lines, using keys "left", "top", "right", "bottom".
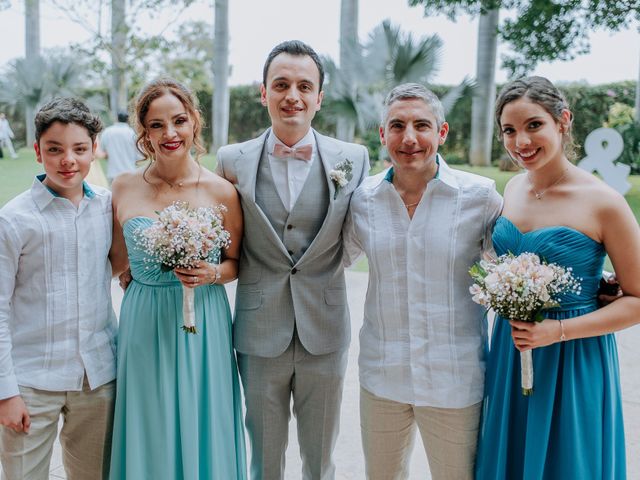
{"left": 236, "top": 129, "right": 292, "bottom": 260}
{"left": 314, "top": 130, "right": 343, "bottom": 203}
{"left": 234, "top": 129, "right": 269, "bottom": 202}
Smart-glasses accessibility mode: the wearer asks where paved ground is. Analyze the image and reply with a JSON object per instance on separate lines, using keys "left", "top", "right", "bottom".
{"left": 44, "top": 270, "right": 640, "bottom": 479}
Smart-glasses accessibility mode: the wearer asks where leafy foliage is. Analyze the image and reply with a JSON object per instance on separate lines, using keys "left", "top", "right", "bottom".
{"left": 0, "top": 52, "right": 84, "bottom": 113}
{"left": 408, "top": 0, "right": 640, "bottom": 76}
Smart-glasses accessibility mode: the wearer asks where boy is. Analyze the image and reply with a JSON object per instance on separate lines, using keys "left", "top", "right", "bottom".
{"left": 0, "top": 98, "right": 117, "bottom": 479}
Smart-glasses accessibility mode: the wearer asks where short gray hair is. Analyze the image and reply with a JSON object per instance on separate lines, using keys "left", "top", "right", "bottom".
{"left": 382, "top": 83, "right": 445, "bottom": 128}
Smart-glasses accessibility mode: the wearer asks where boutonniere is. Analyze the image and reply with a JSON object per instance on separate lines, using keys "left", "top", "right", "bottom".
{"left": 329, "top": 159, "right": 353, "bottom": 199}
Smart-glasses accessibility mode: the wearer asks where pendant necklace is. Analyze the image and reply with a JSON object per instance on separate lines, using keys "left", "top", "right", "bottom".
{"left": 528, "top": 168, "right": 568, "bottom": 200}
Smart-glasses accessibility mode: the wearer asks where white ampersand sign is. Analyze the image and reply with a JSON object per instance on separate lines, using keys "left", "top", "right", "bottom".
{"left": 577, "top": 127, "right": 630, "bottom": 195}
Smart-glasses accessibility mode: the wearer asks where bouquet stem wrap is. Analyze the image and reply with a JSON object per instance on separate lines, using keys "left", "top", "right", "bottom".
{"left": 520, "top": 350, "right": 533, "bottom": 395}
{"left": 182, "top": 286, "right": 196, "bottom": 334}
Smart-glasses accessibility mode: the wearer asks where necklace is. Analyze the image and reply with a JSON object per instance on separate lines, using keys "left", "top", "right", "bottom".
{"left": 528, "top": 168, "right": 569, "bottom": 200}
{"left": 150, "top": 166, "right": 188, "bottom": 189}
{"left": 404, "top": 201, "right": 420, "bottom": 209}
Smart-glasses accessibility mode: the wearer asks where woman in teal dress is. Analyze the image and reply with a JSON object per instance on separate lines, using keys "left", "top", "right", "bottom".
{"left": 108, "top": 78, "right": 246, "bottom": 479}
{"left": 475, "top": 77, "right": 640, "bottom": 479}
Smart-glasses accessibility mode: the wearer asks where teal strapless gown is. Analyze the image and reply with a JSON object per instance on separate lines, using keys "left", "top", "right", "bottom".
{"left": 476, "top": 216, "right": 626, "bottom": 480}
{"left": 109, "top": 217, "right": 247, "bottom": 480}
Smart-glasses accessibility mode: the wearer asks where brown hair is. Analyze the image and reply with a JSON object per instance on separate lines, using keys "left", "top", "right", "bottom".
{"left": 495, "top": 76, "right": 577, "bottom": 161}
{"left": 35, "top": 97, "right": 103, "bottom": 144}
{"left": 133, "top": 77, "right": 206, "bottom": 163}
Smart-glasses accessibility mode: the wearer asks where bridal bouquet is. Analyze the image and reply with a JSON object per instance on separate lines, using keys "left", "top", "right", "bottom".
{"left": 136, "top": 201, "right": 231, "bottom": 333}
{"left": 469, "top": 252, "right": 581, "bottom": 395}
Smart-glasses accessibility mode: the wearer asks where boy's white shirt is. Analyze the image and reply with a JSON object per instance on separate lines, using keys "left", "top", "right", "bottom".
{"left": 0, "top": 176, "right": 117, "bottom": 399}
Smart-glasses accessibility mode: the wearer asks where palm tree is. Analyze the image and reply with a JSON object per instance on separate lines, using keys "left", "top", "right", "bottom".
{"left": 212, "top": 0, "right": 229, "bottom": 152}
{"left": 337, "top": 0, "right": 359, "bottom": 142}
{"left": 110, "top": 0, "right": 127, "bottom": 120}
{"left": 0, "top": 55, "right": 84, "bottom": 134}
{"left": 469, "top": 6, "right": 499, "bottom": 166}
{"left": 324, "top": 20, "right": 470, "bottom": 144}
{"left": 24, "top": 0, "right": 40, "bottom": 144}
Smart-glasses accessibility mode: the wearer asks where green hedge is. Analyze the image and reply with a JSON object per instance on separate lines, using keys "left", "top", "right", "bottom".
{"left": 2, "top": 80, "right": 636, "bottom": 166}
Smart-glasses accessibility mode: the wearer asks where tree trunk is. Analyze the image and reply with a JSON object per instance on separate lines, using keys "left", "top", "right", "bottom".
{"left": 635, "top": 48, "right": 640, "bottom": 124}
{"left": 212, "top": 0, "right": 230, "bottom": 153}
{"left": 110, "top": 0, "right": 127, "bottom": 120}
{"left": 24, "top": 0, "right": 40, "bottom": 145}
{"left": 337, "top": 0, "right": 358, "bottom": 142}
{"left": 469, "top": 6, "right": 499, "bottom": 167}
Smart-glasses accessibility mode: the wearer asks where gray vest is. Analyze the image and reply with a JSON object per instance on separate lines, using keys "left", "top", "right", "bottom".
{"left": 255, "top": 146, "right": 329, "bottom": 264}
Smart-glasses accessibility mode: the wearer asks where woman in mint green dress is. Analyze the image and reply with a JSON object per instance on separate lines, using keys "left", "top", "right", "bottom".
{"left": 109, "top": 78, "right": 246, "bottom": 479}
{"left": 476, "top": 76, "right": 640, "bottom": 479}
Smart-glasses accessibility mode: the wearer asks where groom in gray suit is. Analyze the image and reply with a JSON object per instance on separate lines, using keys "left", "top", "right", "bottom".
{"left": 216, "top": 40, "right": 369, "bottom": 479}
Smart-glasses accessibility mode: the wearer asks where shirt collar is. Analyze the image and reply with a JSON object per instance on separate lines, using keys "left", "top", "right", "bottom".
{"left": 267, "top": 128, "right": 317, "bottom": 157}
{"left": 31, "top": 174, "right": 97, "bottom": 210}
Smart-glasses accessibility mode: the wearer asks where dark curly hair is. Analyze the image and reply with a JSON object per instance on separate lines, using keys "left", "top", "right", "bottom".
{"left": 34, "top": 97, "right": 103, "bottom": 144}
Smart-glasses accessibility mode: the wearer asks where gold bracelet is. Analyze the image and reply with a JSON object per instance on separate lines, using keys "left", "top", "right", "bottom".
{"left": 559, "top": 320, "right": 566, "bottom": 342}
{"left": 210, "top": 264, "right": 221, "bottom": 285}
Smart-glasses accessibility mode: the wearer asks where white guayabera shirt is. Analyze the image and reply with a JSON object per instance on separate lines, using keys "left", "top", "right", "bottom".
{"left": 343, "top": 157, "right": 503, "bottom": 408}
{"left": 0, "top": 176, "right": 117, "bottom": 399}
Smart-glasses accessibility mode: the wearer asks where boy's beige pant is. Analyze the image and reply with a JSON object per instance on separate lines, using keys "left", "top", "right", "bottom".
{"left": 360, "top": 387, "right": 481, "bottom": 480}
{"left": 0, "top": 377, "right": 115, "bottom": 480}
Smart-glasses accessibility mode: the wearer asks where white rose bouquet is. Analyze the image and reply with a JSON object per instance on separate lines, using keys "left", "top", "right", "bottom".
{"left": 469, "top": 252, "right": 581, "bottom": 395}
{"left": 136, "top": 201, "right": 231, "bottom": 333}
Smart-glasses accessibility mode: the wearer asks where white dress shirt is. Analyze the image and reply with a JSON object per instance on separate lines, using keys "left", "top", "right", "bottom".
{"left": 99, "top": 122, "right": 142, "bottom": 180}
{"left": 344, "top": 157, "right": 503, "bottom": 408}
{"left": 267, "top": 129, "right": 317, "bottom": 211}
{"left": 0, "top": 176, "right": 117, "bottom": 399}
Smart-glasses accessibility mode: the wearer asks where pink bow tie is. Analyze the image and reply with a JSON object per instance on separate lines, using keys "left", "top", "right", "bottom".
{"left": 273, "top": 143, "right": 313, "bottom": 161}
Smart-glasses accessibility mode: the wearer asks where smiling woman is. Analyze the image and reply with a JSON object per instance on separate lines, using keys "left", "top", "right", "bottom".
{"left": 476, "top": 76, "right": 640, "bottom": 480}
{"left": 107, "top": 77, "right": 247, "bottom": 479}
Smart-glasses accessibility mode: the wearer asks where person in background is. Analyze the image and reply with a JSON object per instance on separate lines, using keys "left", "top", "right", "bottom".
{"left": 96, "top": 111, "right": 142, "bottom": 183}
{"left": 0, "top": 112, "right": 18, "bottom": 158}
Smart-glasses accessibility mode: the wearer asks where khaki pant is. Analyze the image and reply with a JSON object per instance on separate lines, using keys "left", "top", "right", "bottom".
{"left": 0, "top": 377, "right": 115, "bottom": 480}
{"left": 360, "top": 387, "right": 481, "bottom": 480}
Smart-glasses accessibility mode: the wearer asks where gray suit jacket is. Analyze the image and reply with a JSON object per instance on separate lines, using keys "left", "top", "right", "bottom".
{"left": 216, "top": 128, "right": 369, "bottom": 357}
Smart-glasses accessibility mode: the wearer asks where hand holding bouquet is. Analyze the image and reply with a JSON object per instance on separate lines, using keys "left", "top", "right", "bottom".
{"left": 469, "top": 252, "right": 581, "bottom": 395}
{"left": 136, "top": 201, "right": 231, "bottom": 333}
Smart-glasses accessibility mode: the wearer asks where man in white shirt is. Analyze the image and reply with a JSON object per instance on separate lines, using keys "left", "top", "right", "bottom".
{"left": 96, "top": 111, "right": 141, "bottom": 183}
{"left": 343, "top": 83, "right": 503, "bottom": 479}
{"left": 216, "top": 40, "right": 369, "bottom": 479}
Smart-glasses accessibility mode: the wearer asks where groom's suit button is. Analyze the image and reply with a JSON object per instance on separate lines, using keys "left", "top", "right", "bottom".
{"left": 291, "top": 268, "right": 298, "bottom": 274}
{"left": 286, "top": 224, "right": 294, "bottom": 230}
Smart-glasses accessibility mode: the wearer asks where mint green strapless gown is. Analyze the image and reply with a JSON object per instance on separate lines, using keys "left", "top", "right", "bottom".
{"left": 109, "top": 217, "right": 247, "bottom": 479}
